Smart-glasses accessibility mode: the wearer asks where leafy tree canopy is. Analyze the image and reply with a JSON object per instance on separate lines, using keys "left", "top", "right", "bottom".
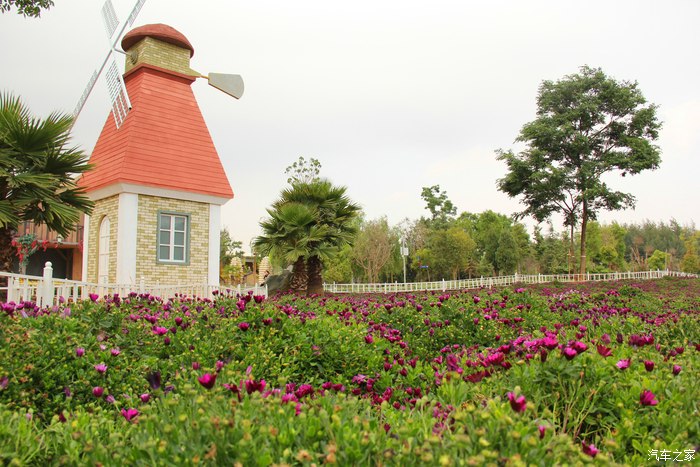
{"left": 285, "top": 156, "right": 321, "bottom": 185}
{"left": 0, "top": 0, "right": 53, "bottom": 17}
{"left": 497, "top": 65, "right": 661, "bottom": 274}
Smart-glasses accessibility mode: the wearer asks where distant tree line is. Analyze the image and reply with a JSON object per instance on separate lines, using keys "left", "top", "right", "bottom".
{"left": 321, "top": 185, "right": 699, "bottom": 284}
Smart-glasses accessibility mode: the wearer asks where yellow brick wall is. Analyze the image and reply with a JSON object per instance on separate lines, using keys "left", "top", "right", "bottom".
{"left": 125, "top": 37, "right": 197, "bottom": 76}
{"left": 87, "top": 196, "right": 119, "bottom": 284}
{"left": 136, "top": 195, "right": 210, "bottom": 284}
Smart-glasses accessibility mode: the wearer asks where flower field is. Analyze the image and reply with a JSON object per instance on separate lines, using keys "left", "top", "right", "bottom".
{"left": 1, "top": 277, "right": 698, "bottom": 465}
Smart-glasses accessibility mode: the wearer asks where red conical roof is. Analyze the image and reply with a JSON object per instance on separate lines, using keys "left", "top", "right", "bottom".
{"left": 79, "top": 63, "right": 234, "bottom": 201}
{"left": 122, "top": 23, "right": 194, "bottom": 57}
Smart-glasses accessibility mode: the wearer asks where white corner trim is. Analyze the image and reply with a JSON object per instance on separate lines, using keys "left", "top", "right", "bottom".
{"left": 116, "top": 193, "right": 138, "bottom": 285}
{"left": 88, "top": 183, "right": 231, "bottom": 206}
{"left": 208, "top": 204, "right": 221, "bottom": 287}
{"left": 81, "top": 214, "right": 90, "bottom": 282}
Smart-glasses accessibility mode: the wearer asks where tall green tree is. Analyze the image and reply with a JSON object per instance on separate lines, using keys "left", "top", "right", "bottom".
{"left": 352, "top": 217, "right": 397, "bottom": 283}
{"left": 428, "top": 227, "right": 476, "bottom": 280}
{"left": 0, "top": 93, "right": 93, "bottom": 272}
{"left": 0, "top": 0, "right": 53, "bottom": 17}
{"left": 497, "top": 66, "right": 662, "bottom": 274}
{"left": 421, "top": 185, "right": 456, "bottom": 230}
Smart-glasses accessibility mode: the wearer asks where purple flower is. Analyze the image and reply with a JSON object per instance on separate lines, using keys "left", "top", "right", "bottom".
{"left": 145, "top": 371, "right": 161, "bottom": 390}
{"left": 616, "top": 358, "right": 630, "bottom": 370}
{"left": 75, "top": 347, "right": 85, "bottom": 357}
{"left": 0, "top": 376, "right": 8, "bottom": 390}
{"left": 198, "top": 373, "right": 217, "bottom": 389}
{"left": 644, "top": 360, "right": 654, "bottom": 372}
{"left": 88, "top": 293, "right": 99, "bottom": 302}
{"left": 152, "top": 327, "right": 168, "bottom": 335}
{"left": 110, "top": 348, "right": 120, "bottom": 357}
{"left": 238, "top": 322, "right": 250, "bottom": 331}
{"left": 244, "top": 378, "right": 266, "bottom": 394}
{"left": 562, "top": 347, "right": 578, "bottom": 360}
{"left": 121, "top": 408, "right": 139, "bottom": 422}
{"left": 596, "top": 345, "right": 612, "bottom": 357}
{"left": 216, "top": 360, "right": 224, "bottom": 372}
{"left": 105, "top": 394, "right": 116, "bottom": 404}
{"left": 192, "top": 361, "right": 200, "bottom": 370}
{"left": 92, "top": 386, "right": 104, "bottom": 397}
{"left": 640, "top": 389, "right": 658, "bottom": 406}
{"left": 507, "top": 392, "right": 527, "bottom": 413}
{"left": 582, "top": 442, "right": 599, "bottom": 457}
{"left": 538, "top": 425, "right": 546, "bottom": 439}
{"left": 571, "top": 341, "right": 588, "bottom": 353}
{"left": 140, "top": 393, "right": 150, "bottom": 403}
{"left": 672, "top": 364, "right": 682, "bottom": 375}
{"left": 94, "top": 363, "right": 108, "bottom": 374}
{"left": 364, "top": 335, "right": 374, "bottom": 344}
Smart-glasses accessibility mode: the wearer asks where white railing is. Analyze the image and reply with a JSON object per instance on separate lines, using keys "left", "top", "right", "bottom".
{"left": 0, "top": 262, "right": 267, "bottom": 307}
{"left": 323, "top": 270, "right": 698, "bottom": 294}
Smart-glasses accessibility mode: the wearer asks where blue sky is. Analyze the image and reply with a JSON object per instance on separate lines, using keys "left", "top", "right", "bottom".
{"left": 2, "top": 0, "right": 698, "bottom": 252}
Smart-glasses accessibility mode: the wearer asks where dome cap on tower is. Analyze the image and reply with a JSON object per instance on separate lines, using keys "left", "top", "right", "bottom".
{"left": 122, "top": 23, "right": 194, "bottom": 57}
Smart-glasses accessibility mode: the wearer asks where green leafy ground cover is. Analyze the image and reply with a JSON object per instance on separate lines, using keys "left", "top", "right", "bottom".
{"left": 0, "top": 277, "right": 698, "bottom": 465}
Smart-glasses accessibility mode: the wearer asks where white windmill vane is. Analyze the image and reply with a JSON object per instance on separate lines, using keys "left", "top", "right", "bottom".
{"left": 74, "top": 0, "right": 244, "bottom": 130}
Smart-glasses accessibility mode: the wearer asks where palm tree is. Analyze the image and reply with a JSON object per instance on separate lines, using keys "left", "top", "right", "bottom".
{"left": 274, "top": 180, "right": 361, "bottom": 295}
{"left": 254, "top": 202, "right": 327, "bottom": 295}
{"left": 0, "top": 93, "right": 94, "bottom": 272}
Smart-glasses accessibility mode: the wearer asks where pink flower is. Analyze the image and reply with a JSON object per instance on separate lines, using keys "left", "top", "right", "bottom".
{"left": 88, "top": 293, "right": 99, "bottom": 302}
{"left": 238, "top": 322, "right": 250, "bottom": 331}
{"left": 364, "top": 335, "right": 374, "bottom": 344}
{"left": 94, "top": 363, "right": 107, "bottom": 374}
{"left": 562, "top": 347, "right": 578, "bottom": 360}
{"left": 92, "top": 386, "right": 104, "bottom": 397}
{"left": 507, "top": 392, "right": 527, "bottom": 413}
{"left": 596, "top": 344, "right": 612, "bottom": 357}
{"left": 672, "top": 364, "right": 682, "bottom": 375}
{"left": 644, "top": 360, "right": 654, "bottom": 372}
{"left": 152, "top": 327, "right": 168, "bottom": 335}
{"left": 192, "top": 361, "right": 200, "bottom": 370}
{"left": 216, "top": 360, "right": 225, "bottom": 372}
{"left": 121, "top": 408, "right": 139, "bottom": 422}
{"left": 75, "top": 347, "right": 85, "bottom": 357}
{"left": 244, "top": 378, "right": 266, "bottom": 394}
{"left": 616, "top": 358, "right": 630, "bottom": 370}
{"left": 538, "top": 425, "right": 546, "bottom": 439}
{"left": 140, "top": 393, "right": 150, "bottom": 403}
{"left": 640, "top": 389, "right": 658, "bottom": 406}
{"left": 582, "top": 441, "right": 599, "bottom": 457}
{"left": 198, "top": 373, "right": 217, "bottom": 390}
{"left": 110, "top": 348, "right": 120, "bottom": 357}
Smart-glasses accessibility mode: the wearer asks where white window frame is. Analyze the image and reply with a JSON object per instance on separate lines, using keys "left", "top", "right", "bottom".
{"left": 157, "top": 212, "right": 190, "bottom": 264}
{"left": 98, "top": 216, "right": 110, "bottom": 283}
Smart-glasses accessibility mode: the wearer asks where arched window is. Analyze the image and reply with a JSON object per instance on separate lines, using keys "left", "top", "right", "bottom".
{"left": 98, "top": 216, "right": 110, "bottom": 284}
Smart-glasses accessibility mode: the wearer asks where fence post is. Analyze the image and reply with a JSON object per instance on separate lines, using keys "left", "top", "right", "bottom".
{"left": 40, "top": 261, "right": 54, "bottom": 308}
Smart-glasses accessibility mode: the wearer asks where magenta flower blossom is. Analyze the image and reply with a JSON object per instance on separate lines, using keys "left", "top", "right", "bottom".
{"left": 640, "top": 389, "right": 658, "bottom": 406}
{"left": 538, "top": 425, "right": 546, "bottom": 439}
{"left": 94, "top": 363, "right": 107, "bottom": 374}
{"left": 88, "top": 293, "right": 99, "bottom": 302}
{"left": 596, "top": 344, "right": 612, "bottom": 357}
{"left": 198, "top": 373, "right": 217, "bottom": 389}
{"left": 582, "top": 441, "right": 599, "bottom": 457}
{"left": 562, "top": 347, "right": 578, "bottom": 360}
{"left": 152, "top": 327, "right": 168, "bottom": 335}
{"left": 571, "top": 341, "right": 588, "bottom": 353}
{"left": 672, "top": 364, "right": 682, "bottom": 375}
{"left": 238, "top": 322, "right": 250, "bottom": 331}
{"left": 192, "top": 361, "right": 200, "bottom": 370}
{"left": 507, "top": 392, "right": 527, "bottom": 413}
{"left": 110, "top": 348, "right": 120, "bottom": 357}
{"left": 92, "top": 386, "right": 104, "bottom": 397}
{"left": 75, "top": 347, "right": 85, "bottom": 357}
{"left": 0, "top": 376, "right": 8, "bottom": 389}
{"left": 121, "top": 408, "right": 139, "bottom": 422}
{"left": 644, "top": 360, "right": 654, "bottom": 372}
{"left": 140, "top": 393, "right": 150, "bottom": 403}
{"left": 364, "top": 335, "right": 374, "bottom": 344}
{"left": 105, "top": 394, "right": 116, "bottom": 404}
{"left": 244, "top": 378, "right": 266, "bottom": 394}
{"left": 616, "top": 358, "right": 630, "bottom": 370}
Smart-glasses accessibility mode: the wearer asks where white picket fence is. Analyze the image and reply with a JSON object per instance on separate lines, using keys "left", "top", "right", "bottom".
{"left": 323, "top": 269, "right": 698, "bottom": 294}
{"left": 0, "top": 262, "right": 267, "bottom": 308}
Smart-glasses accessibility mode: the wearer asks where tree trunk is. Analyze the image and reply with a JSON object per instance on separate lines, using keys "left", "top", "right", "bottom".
{"left": 289, "top": 256, "right": 308, "bottom": 295}
{"left": 569, "top": 223, "right": 575, "bottom": 275}
{"left": 579, "top": 202, "right": 588, "bottom": 276}
{"left": 306, "top": 255, "right": 324, "bottom": 296}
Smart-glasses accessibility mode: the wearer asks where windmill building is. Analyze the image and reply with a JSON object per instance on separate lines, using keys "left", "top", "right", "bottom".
{"left": 78, "top": 24, "right": 234, "bottom": 287}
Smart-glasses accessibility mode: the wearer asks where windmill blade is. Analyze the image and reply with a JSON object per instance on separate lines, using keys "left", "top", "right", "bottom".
{"left": 125, "top": 0, "right": 146, "bottom": 27}
{"left": 101, "top": 0, "right": 119, "bottom": 38}
{"left": 105, "top": 53, "right": 132, "bottom": 128}
{"left": 207, "top": 73, "right": 244, "bottom": 99}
